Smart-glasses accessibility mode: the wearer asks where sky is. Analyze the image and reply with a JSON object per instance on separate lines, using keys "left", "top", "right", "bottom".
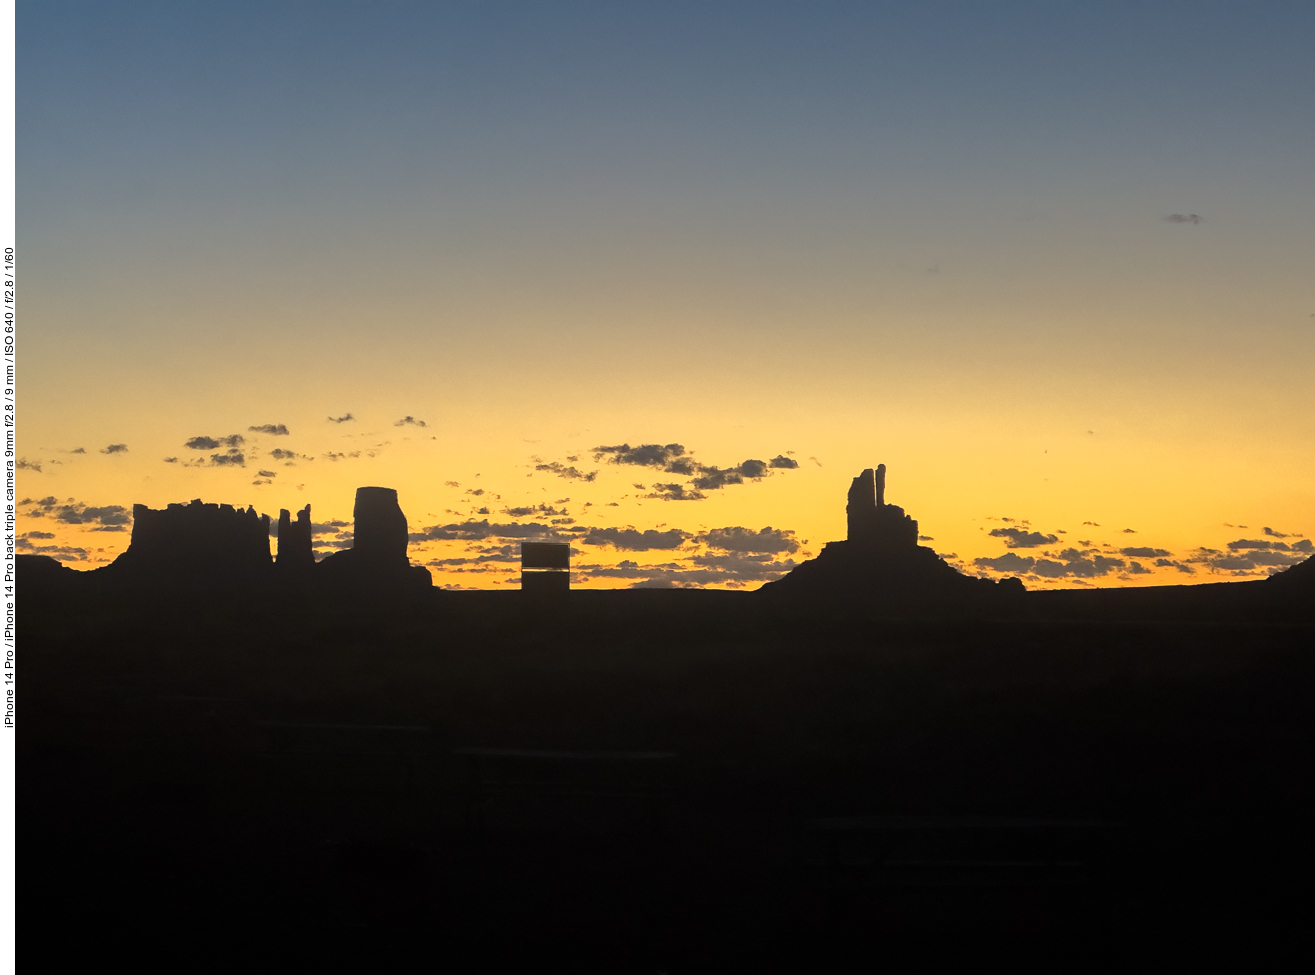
{"left": 16, "top": 0, "right": 1315, "bottom": 589}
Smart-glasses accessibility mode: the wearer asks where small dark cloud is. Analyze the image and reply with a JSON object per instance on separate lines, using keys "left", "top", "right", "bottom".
{"left": 768, "top": 454, "right": 799, "bottom": 470}
{"left": 808, "top": 456, "right": 822, "bottom": 467}
{"left": 685, "top": 551, "right": 798, "bottom": 583}
{"left": 186, "top": 434, "right": 243, "bottom": 451}
{"left": 699, "top": 526, "right": 799, "bottom": 555}
{"left": 1263, "top": 526, "right": 1289, "bottom": 538}
{"left": 44, "top": 502, "right": 130, "bottom": 526}
{"left": 1164, "top": 214, "right": 1202, "bottom": 224}
{"left": 1154, "top": 558, "right": 1195, "bottom": 574}
{"left": 23, "top": 531, "right": 54, "bottom": 539}
{"left": 16, "top": 458, "right": 41, "bottom": 472}
{"left": 70, "top": 447, "right": 86, "bottom": 454}
{"left": 1227, "top": 538, "right": 1286, "bottom": 551}
{"left": 413, "top": 519, "right": 572, "bottom": 542}
{"left": 210, "top": 450, "right": 246, "bottom": 467}
{"left": 1125, "top": 561, "right": 1153, "bottom": 575}
{"left": 269, "top": 448, "right": 296, "bottom": 460}
{"left": 248, "top": 424, "right": 289, "bottom": 436}
{"left": 328, "top": 414, "right": 355, "bottom": 423}
{"left": 256, "top": 470, "right": 277, "bottom": 478}
{"left": 1029, "top": 550, "right": 1125, "bottom": 578}
{"left": 988, "top": 527, "right": 1059, "bottom": 549}
{"left": 1293, "top": 539, "right": 1313, "bottom": 554}
{"left": 394, "top": 416, "right": 427, "bottom": 427}
{"left": 1121, "top": 528, "right": 1137, "bottom": 534}
{"left": 594, "top": 443, "right": 687, "bottom": 469}
{"left": 445, "top": 481, "right": 460, "bottom": 488}
{"left": 14, "top": 540, "right": 89, "bottom": 560}
{"left": 535, "top": 462, "right": 597, "bottom": 482}
{"left": 465, "top": 488, "right": 485, "bottom": 497}
{"left": 974, "top": 552, "right": 1035, "bottom": 574}
{"left": 583, "top": 527, "right": 690, "bottom": 551}
{"left": 163, "top": 457, "right": 178, "bottom": 463}
{"left": 1082, "top": 521, "right": 1100, "bottom": 526}
{"left": 101, "top": 444, "right": 129, "bottom": 454}
{"left": 1120, "top": 546, "right": 1172, "bottom": 558}
{"left": 645, "top": 483, "right": 707, "bottom": 502}
{"left": 505, "top": 504, "right": 569, "bottom": 519}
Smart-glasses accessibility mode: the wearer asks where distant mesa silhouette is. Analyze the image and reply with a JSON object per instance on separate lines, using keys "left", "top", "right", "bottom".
{"left": 316, "top": 486, "right": 431, "bottom": 590}
{"left": 276, "top": 504, "right": 314, "bottom": 573}
{"left": 86, "top": 487, "right": 429, "bottom": 591}
{"left": 763, "top": 464, "right": 1024, "bottom": 610}
{"left": 105, "top": 499, "right": 272, "bottom": 583}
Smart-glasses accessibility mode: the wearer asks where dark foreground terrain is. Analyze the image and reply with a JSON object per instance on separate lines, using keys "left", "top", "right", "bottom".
{"left": 21, "top": 579, "right": 1315, "bottom": 971}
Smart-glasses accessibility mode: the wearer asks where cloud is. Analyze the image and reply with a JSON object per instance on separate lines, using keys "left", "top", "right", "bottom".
{"left": 644, "top": 483, "right": 707, "bottom": 502}
{"left": 163, "top": 457, "right": 178, "bottom": 463}
{"left": 14, "top": 539, "right": 89, "bottom": 560}
{"left": 1164, "top": 214, "right": 1202, "bottom": 224}
{"left": 394, "top": 416, "right": 427, "bottom": 427}
{"left": 1125, "top": 561, "right": 1153, "bottom": 575}
{"left": 16, "top": 458, "right": 41, "bottom": 472}
{"left": 1119, "top": 547, "right": 1172, "bottom": 558}
{"left": 685, "top": 551, "right": 798, "bottom": 582}
{"left": 698, "top": 526, "right": 799, "bottom": 555}
{"left": 328, "top": 414, "right": 355, "bottom": 423}
{"left": 269, "top": 448, "right": 296, "bottom": 460}
{"left": 582, "top": 527, "right": 690, "bottom": 551}
{"left": 209, "top": 450, "right": 246, "bottom": 467}
{"left": 504, "top": 504, "right": 569, "bottom": 518}
{"left": 975, "top": 547, "right": 1129, "bottom": 579}
{"left": 574, "top": 554, "right": 796, "bottom": 588}
{"left": 256, "top": 470, "right": 277, "bottom": 478}
{"left": 23, "top": 531, "right": 55, "bottom": 539}
{"left": 973, "top": 552, "right": 1036, "bottom": 574}
{"left": 38, "top": 501, "right": 131, "bottom": 526}
{"left": 248, "top": 424, "right": 289, "bottom": 436}
{"left": 1294, "top": 539, "right": 1313, "bottom": 554}
{"left": 988, "top": 527, "right": 1059, "bottom": 549}
{"left": 594, "top": 443, "right": 688, "bottom": 468}
{"left": 1029, "top": 550, "right": 1125, "bottom": 578}
{"left": 1154, "top": 558, "right": 1196, "bottom": 574}
{"left": 1226, "top": 537, "right": 1301, "bottom": 552}
{"left": 1082, "top": 521, "right": 1100, "bottom": 526}
{"left": 690, "top": 459, "right": 773, "bottom": 491}
{"left": 411, "top": 519, "right": 574, "bottom": 542}
{"left": 535, "top": 462, "right": 598, "bottom": 482}
{"left": 100, "top": 444, "right": 129, "bottom": 454}
{"left": 768, "top": 455, "right": 799, "bottom": 469}
{"left": 186, "top": 434, "right": 244, "bottom": 450}
{"left": 1263, "top": 526, "right": 1289, "bottom": 538}
{"left": 70, "top": 448, "right": 85, "bottom": 454}
{"left": 311, "top": 521, "right": 350, "bottom": 537}
{"left": 1121, "top": 528, "right": 1137, "bottom": 534}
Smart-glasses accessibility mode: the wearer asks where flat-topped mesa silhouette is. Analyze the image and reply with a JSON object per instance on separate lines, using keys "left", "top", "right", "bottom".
{"left": 275, "top": 504, "right": 314, "bottom": 572}
{"left": 763, "top": 463, "right": 1022, "bottom": 611}
{"left": 316, "top": 486, "right": 432, "bottom": 590}
{"left": 103, "top": 499, "right": 272, "bottom": 584}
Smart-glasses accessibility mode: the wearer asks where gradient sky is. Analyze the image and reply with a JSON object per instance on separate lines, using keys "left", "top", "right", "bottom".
{"left": 17, "top": 1, "right": 1315, "bottom": 588}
